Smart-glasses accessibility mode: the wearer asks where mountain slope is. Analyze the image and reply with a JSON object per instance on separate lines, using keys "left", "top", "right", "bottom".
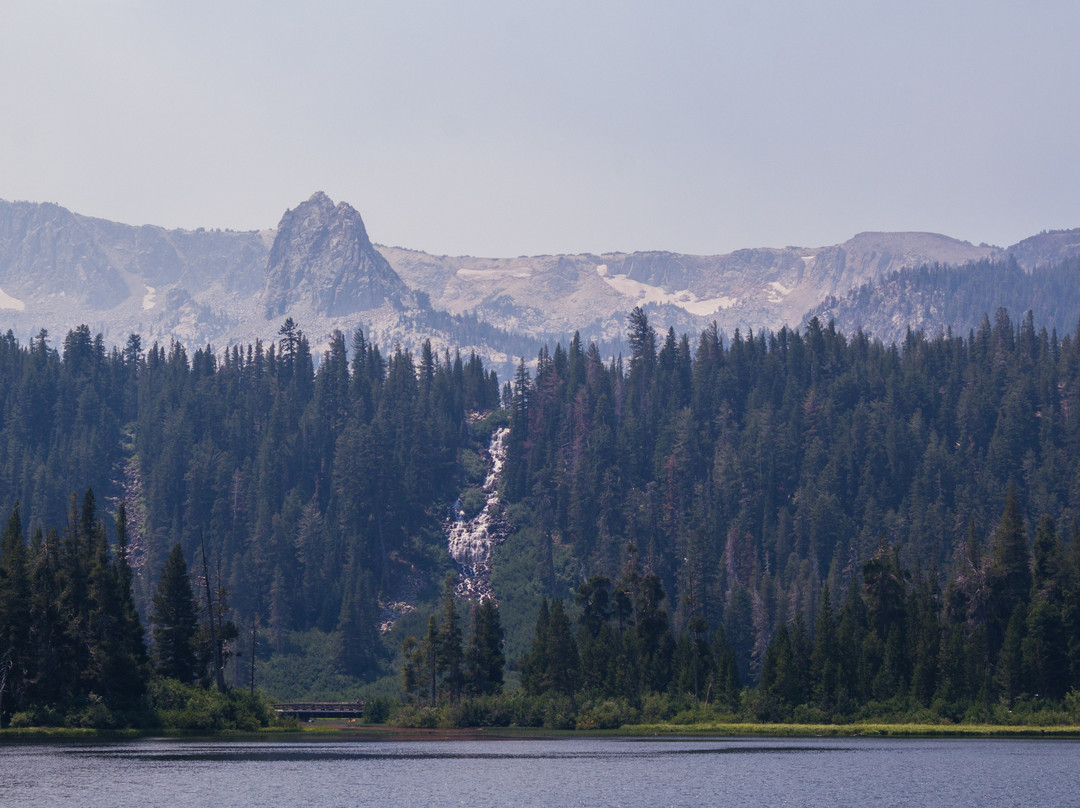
{"left": 806, "top": 254, "right": 1080, "bottom": 345}
{"left": 1, "top": 194, "right": 1076, "bottom": 372}
{"left": 378, "top": 232, "right": 996, "bottom": 346}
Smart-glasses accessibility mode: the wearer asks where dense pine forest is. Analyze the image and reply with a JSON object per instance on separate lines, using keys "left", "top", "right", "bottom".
{"left": 0, "top": 319, "right": 500, "bottom": 725}
{"left": 2, "top": 304, "right": 1080, "bottom": 728}
{"left": 485, "top": 306, "right": 1080, "bottom": 724}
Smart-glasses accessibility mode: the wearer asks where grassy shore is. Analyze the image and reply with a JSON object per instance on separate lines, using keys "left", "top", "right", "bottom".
{"left": 0, "top": 726, "right": 143, "bottom": 740}
{"left": 617, "top": 721, "right": 1080, "bottom": 738}
{"left": 258, "top": 721, "right": 1080, "bottom": 740}
{"left": 0, "top": 725, "right": 301, "bottom": 741}
{"left": 269, "top": 718, "right": 1080, "bottom": 740}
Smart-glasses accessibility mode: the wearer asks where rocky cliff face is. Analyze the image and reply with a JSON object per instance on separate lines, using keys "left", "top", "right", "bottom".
{"left": 262, "top": 192, "right": 408, "bottom": 318}
{"left": 0, "top": 201, "right": 131, "bottom": 309}
{"left": 0, "top": 198, "right": 271, "bottom": 346}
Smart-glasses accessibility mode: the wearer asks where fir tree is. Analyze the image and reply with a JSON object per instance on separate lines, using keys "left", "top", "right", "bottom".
{"left": 0, "top": 503, "right": 29, "bottom": 724}
{"left": 464, "top": 599, "right": 505, "bottom": 696}
{"left": 151, "top": 545, "right": 199, "bottom": 682}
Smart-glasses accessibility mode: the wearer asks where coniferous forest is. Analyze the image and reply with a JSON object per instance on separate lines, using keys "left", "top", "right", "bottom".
{"left": 2, "top": 305, "right": 1080, "bottom": 728}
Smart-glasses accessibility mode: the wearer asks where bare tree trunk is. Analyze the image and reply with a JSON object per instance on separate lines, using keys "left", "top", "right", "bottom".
{"left": 249, "top": 612, "right": 258, "bottom": 696}
{"left": 201, "top": 532, "right": 227, "bottom": 694}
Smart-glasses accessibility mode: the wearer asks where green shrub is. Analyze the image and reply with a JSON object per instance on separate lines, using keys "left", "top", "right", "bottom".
{"left": 1065, "top": 689, "right": 1080, "bottom": 721}
{"left": 576, "top": 698, "right": 640, "bottom": 730}
{"left": 147, "top": 678, "right": 273, "bottom": 731}
{"left": 10, "top": 706, "right": 64, "bottom": 728}
{"left": 391, "top": 704, "right": 441, "bottom": 728}
{"left": 644, "top": 692, "right": 699, "bottom": 723}
{"left": 669, "top": 703, "right": 721, "bottom": 726}
{"left": 789, "top": 704, "right": 829, "bottom": 725}
{"left": 504, "top": 693, "right": 544, "bottom": 727}
{"left": 459, "top": 487, "right": 486, "bottom": 519}
{"left": 543, "top": 696, "right": 576, "bottom": 730}
{"left": 457, "top": 449, "right": 487, "bottom": 486}
{"left": 67, "top": 695, "right": 116, "bottom": 729}
{"left": 360, "top": 696, "right": 392, "bottom": 724}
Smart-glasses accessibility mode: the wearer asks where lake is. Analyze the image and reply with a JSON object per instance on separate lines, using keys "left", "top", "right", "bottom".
{"left": 1, "top": 734, "right": 1077, "bottom": 807}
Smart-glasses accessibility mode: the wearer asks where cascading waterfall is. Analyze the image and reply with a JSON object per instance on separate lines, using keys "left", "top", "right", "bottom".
{"left": 446, "top": 426, "right": 510, "bottom": 600}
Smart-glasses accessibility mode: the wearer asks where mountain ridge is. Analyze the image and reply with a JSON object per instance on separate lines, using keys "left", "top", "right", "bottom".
{"left": 0, "top": 193, "right": 1076, "bottom": 374}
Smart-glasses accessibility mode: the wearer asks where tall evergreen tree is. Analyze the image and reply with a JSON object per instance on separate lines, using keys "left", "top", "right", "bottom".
{"left": 464, "top": 599, "right": 505, "bottom": 696}
{"left": 988, "top": 486, "right": 1031, "bottom": 658}
{"left": 150, "top": 545, "right": 199, "bottom": 682}
{"left": 107, "top": 502, "right": 149, "bottom": 706}
{"left": 337, "top": 571, "right": 380, "bottom": 679}
{"left": 543, "top": 599, "right": 579, "bottom": 707}
{"left": 0, "top": 503, "right": 29, "bottom": 724}
{"left": 438, "top": 579, "right": 463, "bottom": 703}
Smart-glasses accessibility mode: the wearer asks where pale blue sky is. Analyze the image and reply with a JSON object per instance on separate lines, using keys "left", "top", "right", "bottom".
{"left": 2, "top": 0, "right": 1078, "bottom": 256}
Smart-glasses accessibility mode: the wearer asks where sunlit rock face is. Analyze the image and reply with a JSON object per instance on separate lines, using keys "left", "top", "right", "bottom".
{"left": 262, "top": 191, "right": 408, "bottom": 318}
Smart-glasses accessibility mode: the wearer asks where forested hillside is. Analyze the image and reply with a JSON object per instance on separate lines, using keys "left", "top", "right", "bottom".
{"left": 806, "top": 255, "right": 1080, "bottom": 346}
{"left": 1, "top": 303, "right": 1080, "bottom": 725}
{"left": 494, "top": 306, "right": 1080, "bottom": 712}
{"left": 0, "top": 320, "right": 500, "bottom": 687}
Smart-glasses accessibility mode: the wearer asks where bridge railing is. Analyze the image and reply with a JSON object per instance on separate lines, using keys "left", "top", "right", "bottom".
{"left": 274, "top": 701, "right": 365, "bottom": 718}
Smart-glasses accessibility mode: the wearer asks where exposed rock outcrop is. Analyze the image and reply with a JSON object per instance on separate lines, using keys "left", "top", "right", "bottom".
{"left": 262, "top": 192, "right": 407, "bottom": 318}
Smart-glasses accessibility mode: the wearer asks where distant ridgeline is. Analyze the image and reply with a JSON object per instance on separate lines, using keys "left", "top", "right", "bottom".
{"left": 1, "top": 303, "right": 1080, "bottom": 724}
{"left": 807, "top": 254, "right": 1080, "bottom": 346}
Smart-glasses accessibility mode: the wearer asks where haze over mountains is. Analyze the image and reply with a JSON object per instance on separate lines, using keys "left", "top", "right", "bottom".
{"left": 1, "top": 192, "right": 1078, "bottom": 372}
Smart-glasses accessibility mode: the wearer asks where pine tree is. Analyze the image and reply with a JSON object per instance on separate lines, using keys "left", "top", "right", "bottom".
{"left": 401, "top": 635, "right": 423, "bottom": 702}
{"left": 996, "top": 605, "right": 1027, "bottom": 703}
{"left": 336, "top": 571, "right": 379, "bottom": 679}
{"left": 438, "top": 580, "right": 463, "bottom": 703}
{"left": 988, "top": 486, "right": 1031, "bottom": 658}
{"left": 710, "top": 623, "right": 741, "bottom": 709}
{"left": 0, "top": 503, "right": 29, "bottom": 724}
{"left": 1022, "top": 516, "right": 1069, "bottom": 700}
{"left": 759, "top": 622, "right": 801, "bottom": 720}
{"left": 84, "top": 494, "right": 147, "bottom": 709}
{"left": 26, "top": 528, "right": 66, "bottom": 709}
{"left": 108, "top": 503, "right": 150, "bottom": 706}
{"left": 543, "top": 599, "right": 579, "bottom": 708}
{"left": 423, "top": 614, "right": 440, "bottom": 707}
{"left": 810, "top": 583, "right": 840, "bottom": 712}
{"left": 150, "top": 545, "right": 199, "bottom": 682}
{"left": 521, "top": 598, "right": 551, "bottom": 696}
{"left": 464, "top": 599, "right": 505, "bottom": 696}
{"left": 634, "top": 573, "right": 674, "bottom": 694}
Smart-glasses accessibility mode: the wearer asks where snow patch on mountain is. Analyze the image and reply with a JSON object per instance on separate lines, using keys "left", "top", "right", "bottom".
{"left": 767, "top": 281, "right": 793, "bottom": 303}
{"left": 0, "top": 287, "right": 26, "bottom": 311}
{"left": 595, "top": 264, "right": 737, "bottom": 315}
{"left": 456, "top": 267, "right": 533, "bottom": 279}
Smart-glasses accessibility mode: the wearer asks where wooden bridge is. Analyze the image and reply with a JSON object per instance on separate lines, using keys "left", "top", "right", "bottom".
{"left": 274, "top": 701, "right": 365, "bottom": 720}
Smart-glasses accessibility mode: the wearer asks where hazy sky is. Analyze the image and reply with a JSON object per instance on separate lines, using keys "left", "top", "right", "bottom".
{"left": 3, "top": 1, "right": 1079, "bottom": 257}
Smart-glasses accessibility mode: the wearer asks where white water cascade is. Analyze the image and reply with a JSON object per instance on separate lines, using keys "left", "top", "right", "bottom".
{"left": 446, "top": 426, "right": 510, "bottom": 600}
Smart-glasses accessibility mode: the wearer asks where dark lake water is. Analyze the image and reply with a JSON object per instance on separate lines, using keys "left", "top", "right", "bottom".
{"left": 1, "top": 735, "right": 1077, "bottom": 807}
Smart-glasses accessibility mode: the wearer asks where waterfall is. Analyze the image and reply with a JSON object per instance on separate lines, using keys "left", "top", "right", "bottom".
{"left": 446, "top": 426, "right": 510, "bottom": 601}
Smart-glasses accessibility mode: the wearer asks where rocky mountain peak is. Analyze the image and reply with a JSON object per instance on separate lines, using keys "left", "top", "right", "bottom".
{"left": 262, "top": 192, "right": 407, "bottom": 318}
